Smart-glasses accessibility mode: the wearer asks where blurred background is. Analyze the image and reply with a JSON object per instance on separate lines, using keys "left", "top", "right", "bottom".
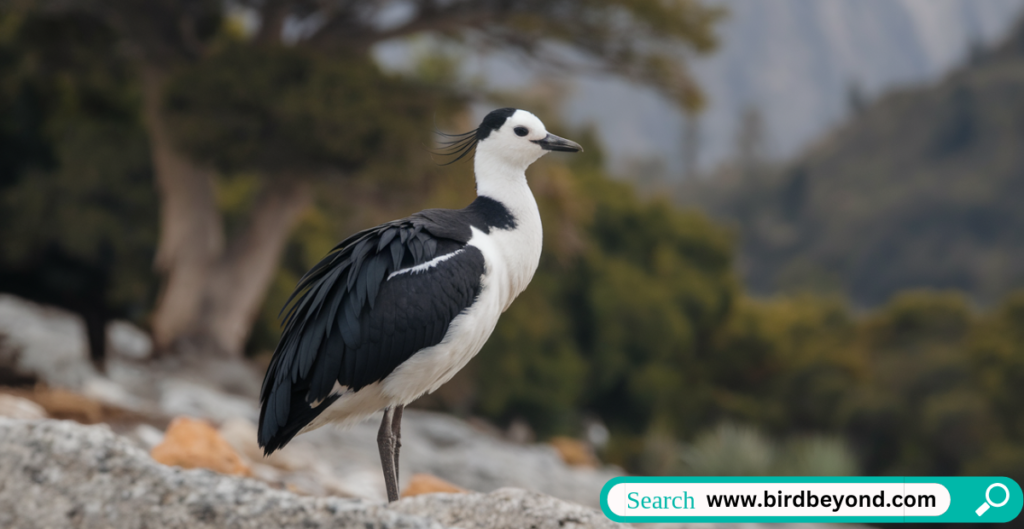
{"left": 2, "top": 0, "right": 1024, "bottom": 512}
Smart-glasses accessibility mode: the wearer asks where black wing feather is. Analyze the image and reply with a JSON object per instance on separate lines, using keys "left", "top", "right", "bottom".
{"left": 258, "top": 210, "right": 490, "bottom": 455}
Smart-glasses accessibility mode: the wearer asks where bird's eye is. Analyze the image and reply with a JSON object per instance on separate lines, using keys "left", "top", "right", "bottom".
{"left": 514, "top": 126, "right": 529, "bottom": 137}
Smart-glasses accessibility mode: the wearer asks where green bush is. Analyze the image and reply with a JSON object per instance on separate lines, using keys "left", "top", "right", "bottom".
{"left": 680, "top": 422, "right": 858, "bottom": 476}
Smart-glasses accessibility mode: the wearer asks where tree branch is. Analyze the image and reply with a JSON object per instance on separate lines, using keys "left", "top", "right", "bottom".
{"left": 308, "top": 1, "right": 497, "bottom": 50}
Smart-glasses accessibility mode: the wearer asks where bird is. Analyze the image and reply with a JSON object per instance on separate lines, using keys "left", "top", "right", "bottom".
{"left": 257, "top": 108, "right": 582, "bottom": 502}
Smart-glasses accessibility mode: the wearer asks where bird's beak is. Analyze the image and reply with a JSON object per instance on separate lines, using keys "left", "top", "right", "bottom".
{"left": 534, "top": 133, "right": 583, "bottom": 153}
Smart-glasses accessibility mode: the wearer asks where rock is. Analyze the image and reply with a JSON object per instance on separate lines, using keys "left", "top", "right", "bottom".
{"left": 0, "top": 393, "right": 47, "bottom": 419}
{"left": 0, "top": 294, "right": 97, "bottom": 389}
{"left": 127, "top": 423, "right": 165, "bottom": 449}
{"left": 291, "top": 410, "right": 623, "bottom": 507}
{"left": 549, "top": 436, "right": 599, "bottom": 467}
{"left": 219, "top": 417, "right": 306, "bottom": 471}
{"left": 504, "top": 418, "right": 536, "bottom": 443}
{"left": 200, "top": 412, "right": 622, "bottom": 507}
{"left": 0, "top": 419, "right": 444, "bottom": 529}
{"left": 0, "top": 294, "right": 260, "bottom": 415}
{"left": 392, "top": 488, "right": 620, "bottom": 529}
{"left": 106, "top": 319, "right": 153, "bottom": 360}
{"left": 81, "top": 375, "right": 148, "bottom": 412}
{"left": 402, "top": 474, "right": 467, "bottom": 498}
{"left": 0, "top": 419, "right": 627, "bottom": 529}
{"left": 158, "top": 378, "right": 259, "bottom": 423}
{"left": 151, "top": 417, "right": 252, "bottom": 476}
{"left": 216, "top": 417, "right": 388, "bottom": 500}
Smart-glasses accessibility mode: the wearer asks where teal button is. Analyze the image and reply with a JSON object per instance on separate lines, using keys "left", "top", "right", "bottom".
{"left": 910, "top": 477, "right": 1021, "bottom": 523}
{"left": 599, "top": 476, "right": 1022, "bottom": 523}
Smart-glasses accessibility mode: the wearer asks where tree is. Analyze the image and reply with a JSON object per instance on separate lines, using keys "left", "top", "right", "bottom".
{"left": 12, "top": 0, "right": 722, "bottom": 357}
{"left": 970, "top": 292, "right": 1024, "bottom": 448}
{"left": 0, "top": 10, "right": 158, "bottom": 365}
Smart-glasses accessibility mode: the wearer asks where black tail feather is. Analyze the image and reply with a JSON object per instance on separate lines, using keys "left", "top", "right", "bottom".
{"left": 258, "top": 383, "right": 339, "bottom": 455}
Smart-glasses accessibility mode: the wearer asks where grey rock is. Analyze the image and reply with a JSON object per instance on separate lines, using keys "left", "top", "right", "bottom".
{"left": 0, "top": 418, "right": 442, "bottom": 529}
{"left": 158, "top": 378, "right": 260, "bottom": 423}
{"left": 285, "top": 410, "right": 623, "bottom": 506}
{"left": 0, "top": 294, "right": 261, "bottom": 419}
{"left": 0, "top": 294, "right": 97, "bottom": 389}
{"left": 106, "top": 319, "right": 153, "bottom": 360}
{"left": 392, "top": 488, "right": 620, "bottom": 529}
{"left": 212, "top": 410, "right": 621, "bottom": 505}
{"left": 0, "top": 419, "right": 625, "bottom": 529}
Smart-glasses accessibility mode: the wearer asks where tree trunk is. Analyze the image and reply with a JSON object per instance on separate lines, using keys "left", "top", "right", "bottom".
{"left": 205, "top": 178, "right": 311, "bottom": 355}
{"left": 141, "top": 65, "right": 225, "bottom": 354}
{"left": 141, "top": 65, "right": 312, "bottom": 357}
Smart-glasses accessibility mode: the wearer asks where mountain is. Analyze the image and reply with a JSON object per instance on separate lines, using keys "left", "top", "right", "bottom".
{"left": 688, "top": 0, "right": 1024, "bottom": 169}
{"left": 683, "top": 19, "right": 1024, "bottom": 306}
{"left": 562, "top": 0, "right": 1024, "bottom": 174}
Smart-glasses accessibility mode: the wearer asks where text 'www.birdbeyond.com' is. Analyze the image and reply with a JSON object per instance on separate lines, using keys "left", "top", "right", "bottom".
{"left": 600, "top": 477, "right": 1022, "bottom": 523}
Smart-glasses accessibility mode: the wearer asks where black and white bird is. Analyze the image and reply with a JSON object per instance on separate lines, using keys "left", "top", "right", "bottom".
{"left": 257, "top": 108, "right": 582, "bottom": 501}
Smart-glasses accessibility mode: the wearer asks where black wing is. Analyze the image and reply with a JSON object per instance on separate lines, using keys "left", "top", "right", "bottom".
{"left": 258, "top": 209, "right": 487, "bottom": 454}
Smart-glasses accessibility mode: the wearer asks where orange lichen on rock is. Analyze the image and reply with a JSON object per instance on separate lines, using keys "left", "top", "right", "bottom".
{"left": 548, "top": 436, "right": 598, "bottom": 467}
{"left": 151, "top": 417, "right": 251, "bottom": 476}
{"left": 400, "top": 473, "right": 467, "bottom": 498}
{"left": 1, "top": 386, "right": 103, "bottom": 423}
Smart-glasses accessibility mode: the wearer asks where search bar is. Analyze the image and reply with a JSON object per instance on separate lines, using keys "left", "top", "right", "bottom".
{"left": 599, "top": 476, "right": 1022, "bottom": 523}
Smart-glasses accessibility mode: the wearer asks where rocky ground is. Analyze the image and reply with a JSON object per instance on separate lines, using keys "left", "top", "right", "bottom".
{"left": 0, "top": 295, "right": 620, "bottom": 502}
{"left": 0, "top": 418, "right": 618, "bottom": 529}
{"left": 0, "top": 294, "right": 864, "bottom": 529}
{"left": 0, "top": 294, "right": 627, "bottom": 528}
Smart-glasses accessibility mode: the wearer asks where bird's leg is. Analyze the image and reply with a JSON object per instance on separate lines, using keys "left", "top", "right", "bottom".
{"left": 392, "top": 405, "right": 404, "bottom": 486}
{"left": 377, "top": 407, "right": 399, "bottom": 502}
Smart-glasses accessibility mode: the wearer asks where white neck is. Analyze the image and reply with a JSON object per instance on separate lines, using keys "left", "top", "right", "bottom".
{"left": 472, "top": 152, "right": 544, "bottom": 310}
{"left": 474, "top": 154, "right": 537, "bottom": 218}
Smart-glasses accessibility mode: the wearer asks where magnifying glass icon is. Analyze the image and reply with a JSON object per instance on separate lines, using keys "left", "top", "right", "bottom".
{"left": 976, "top": 483, "right": 1010, "bottom": 516}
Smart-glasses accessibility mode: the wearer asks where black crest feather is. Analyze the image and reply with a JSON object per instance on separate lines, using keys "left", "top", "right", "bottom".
{"left": 434, "top": 129, "right": 479, "bottom": 166}
{"left": 434, "top": 107, "right": 517, "bottom": 165}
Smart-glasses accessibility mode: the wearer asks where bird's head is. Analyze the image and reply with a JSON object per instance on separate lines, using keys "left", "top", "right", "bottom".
{"left": 440, "top": 108, "right": 583, "bottom": 173}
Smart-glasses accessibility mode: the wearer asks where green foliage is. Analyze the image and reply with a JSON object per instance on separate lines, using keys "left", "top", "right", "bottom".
{"left": 682, "top": 422, "right": 775, "bottom": 475}
{"left": 680, "top": 422, "right": 858, "bottom": 476}
{"left": 492, "top": 0, "right": 723, "bottom": 109}
{"left": 709, "top": 296, "right": 861, "bottom": 432}
{"left": 843, "top": 292, "right": 981, "bottom": 475}
{"left": 164, "top": 44, "right": 454, "bottom": 176}
{"left": 0, "top": 11, "right": 156, "bottom": 315}
{"left": 703, "top": 290, "right": 1023, "bottom": 482}
{"left": 968, "top": 292, "right": 1024, "bottom": 477}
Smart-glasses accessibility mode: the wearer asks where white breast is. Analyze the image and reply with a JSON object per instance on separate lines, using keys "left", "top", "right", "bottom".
{"left": 381, "top": 215, "right": 542, "bottom": 398}
{"left": 478, "top": 213, "right": 543, "bottom": 312}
